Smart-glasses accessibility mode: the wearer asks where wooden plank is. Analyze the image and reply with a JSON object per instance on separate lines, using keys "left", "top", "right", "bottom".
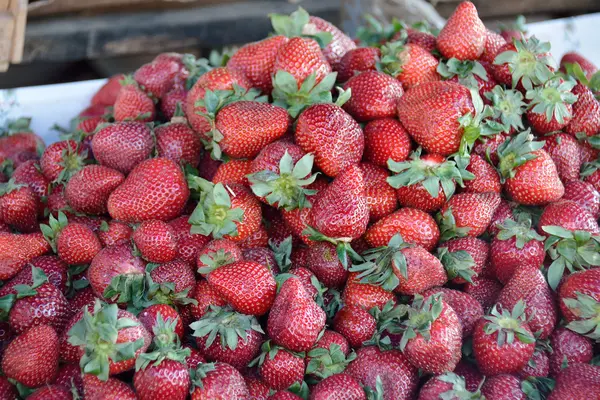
{"left": 434, "top": 0, "right": 600, "bottom": 18}
{"left": 0, "top": 0, "right": 10, "bottom": 11}
{"left": 9, "top": 0, "right": 27, "bottom": 63}
{"left": 0, "top": 12, "right": 15, "bottom": 72}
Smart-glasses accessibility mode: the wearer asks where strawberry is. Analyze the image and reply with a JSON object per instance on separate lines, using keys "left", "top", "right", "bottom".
{"left": 333, "top": 304, "right": 378, "bottom": 348}
{"left": 490, "top": 213, "right": 545, "bottom": 283}
{"left": 364, "top": 207, "right": 440, "bottom": 251}
{"left": 360, "top": 163, "right": 397, "bottom": 222}
{"left": 273, "top": 36, "right": 331, "bottom": 87}
{"left": 308, "top": 15, "right": 356, "bottom": 70}
{"left": 65, "top": 165, "right": 124, "bottom": 215}
{"left": 473, "top": 301, "right": 536, "bottom": 375}
{"left": 133, "top": 55, "right": 184, "bottom": 98}
{"left": 437, "top": 236, "right": 488, "bottom": 284}
{"left": 188, "top": 178, "right": 261, "bottom": 242}
{"left": 436, "top": 1, "right": 486, "bottom": 60}
{"left": 55, "top": 363, "right": 84, "bottom": 397}
{"left": 168, "top": 215, "right": 210, "bottom": 266}
{"left": 549, "top": 363, "right": 600, "bottom": 400}
{"left": 251, "top": 341, "right": 305, "bottom": 390}
{"left": 113, "top": 76, "right": 156, "bottom": 122}
{"left": 228, "top": 35, "right": 289, "bottom": 94}
{"left": 438, "top": 58, "right": 497, "bottom": 102}
{"left": 147, "top": 260, "right": 196, "bottom": 306}
{"left": 517, "top": 344, "right": 550, "bottom": 378}
{"left": 191, "top": 306, "right": 263, "bottom": 369}
{"left": 0, "top": 179, "right": 38, "bottom": 232}
{"left": 539, "top": 200, "right": 599, "bottom": 234}
{"left": 542, "top": 132, "right": 581, "bottom": 183}
{"left": 137, "top": 304, "right": 184, "bottom": 340}
{"left": 463, "top": 153, "right": 501, "bottom": 193}
{"left": 92, "top": 122, "right": 154, "bottom": 174}
{"left": 438, "top": 191, "right": 501, "bottom": 240}
{"left": 464, "top": 275, "right": 503, "bottom": 310}
{"left": 565, "top": 83, "right": 600, "bottom": 137}
{"left": 12, "top": 159, "right": 50, "bottom": 217}
{"left": 40, "top": 214, "right": 102, "bottom": 265}
{"left": 1, "top": 324, "right": 59, "bottom": 388}
{"left": 87, "top": 244, "right": 146, "bottom": 303}
{"left": 134, "top": 357, "right": 190, "bottom": 400}
{"left": 213, "top": 159, "right": 253, "bottom": 186}
{"left": 0, "top": 254, "right": 68, "bottom": 295}
{"left": 481, "top": 374, "right": 526, "bottom": 400}
{"left": 91, "top": 74, "right": 124, "bottom": 106}
{"left": 0, "top": 118, "right": 45, "bottom": 163}
{"left": 342, "top": 70, "right": 404, "bottom": 121}
{"left": 563, "top": 180, "right": 600, "bottom": 218}
{"left": 155, "top": 118, "right": 202, "bottom": 167}
{"left": 296, "top": 103, "right": 364, "bottom": 177}
{"left": 190, "top": 362, "right": 249, "bottom": 399}
{"left": 548, "top": 327, "right": 592, "bottom": 377}
{"left": 268, "top": 276, "right": 326, "bottom": 352}
{"left": 480, "top": 29, "right": 507, "bottom": 64}
{"left": 309, "top": 373, "right": 366, "bottom": 400}
{"left": 423, "top": 287, "right": 484, "bottom": 337}
{"left": 306, "top": 241, "right": 348, "bottom": 288}
{"left": 28, "top": 385, "right": 72, "bottom": 399}
{"left": 560, "top": 51, "right": 598, "bottom": 79}
{"left": 337, "top": 47, "right": 380, "bottom": 82}
{"left": 197, "top": 238, "right": 243, "bottom": 274}
{"left": 388, "top": 150, "right": 474, "bottom": 213}
{"left": 161, "top": 82, "right": 187, "bottom": 120}
{"left": 132, "top": 220, "right": 178, "bottom": 263}
{"left": 378, "top": 41, "right": 440, "bottom": 89}
{"left": 342, "top": 272, "right": 396, "bottom": 310}
{"left": 108, "top": 158, "right": 190, "bottom": 222}
{"left": 200, "top": 260, "right": 276, "bottom": 316}
{"left": 98, "top": 220, "right": 133, "bottom": 247}
{"left": 187, "top": 280, "right": 228, "bottom": 320}
{"left": 0, "top": 232, "right": 50, "bottom": 280}
{"left": 497, "top": 131, "right": 564, "bottom": 205}
{"left": 399, "top": 295, "right": 462, "bottom": 374}
{"left": 241, "top": 246, "right": 274, "bottom": 270}
{"left": 558, "top": 268, "right": 600, "bottom": 331}
{"left": 40, "top": 139, "right": 87, "bottom": 183}
{"left": 418, "top": 372, "right": 483, "bottom": 400}
{"left": 485, "top": 85, "right": 527, "bottom": 132}
{"left": 363, "top": 118, "right": 411, "bottom": 168}
{"left": 83, "top": 374, "right": 137, "bottom": 400}
{"left": 526, "top": 78, "right": 577, "bottom": 133}
{"left": 397, "top": 81, "right": 475, "bottom": 156}
{"left": 345, "top": 346, "right": 418, "bottom": 400}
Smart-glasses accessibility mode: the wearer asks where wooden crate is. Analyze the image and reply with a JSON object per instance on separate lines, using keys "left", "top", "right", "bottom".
{"left": 0, "top": 0, "right": 27, "bottom": 72}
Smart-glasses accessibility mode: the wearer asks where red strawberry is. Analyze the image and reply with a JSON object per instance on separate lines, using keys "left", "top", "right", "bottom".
{"left": 190, "top": 362, "right": 249, "bottom": 399}
{"left": 309, "top": 373, "right": 366, "bottom": 400}
{"left": 134, "top": 357, "right": 190, "bottom": 400}
{"left": 12, "top": 160, "right": 49, "bottom": 217}
{"left": 563, "top": 180, "right": 600, "bottom": 218}
{"left": 360, "top": 163, "right": 397, "bottom": 222}
{"left": 55, "top": 363, "right": 84, "bottom": 397}
{"left": 363, "top": 118, "right": 411, "bottom": 168}
{"left": 438, "top": 191, "right": 501, "bottom": 240}
{"left": 197, "top": 239, "right": 243, "bottom": 274}
{"left": 212, "top": 159, "right": 253, "bottom": 186}
{"left": 481, "top": 374, "right": 526, "bottom": 400}
{"left": 549, "top": 327, "right": 593, "bottom": 377}
{"left": 566, "top": 83, "right": 600, "bottom": 137}
{"left": 436, "top": 1, "right": 486, "bottom": 60}
{"left": 83, "top": 374, "right": 137, "bottom": 400}
{"left": 108, "top": 158, "right": 190, "bottom": 222}
{"left": 397, "top": 81, "right": 475, "bottom": 156}
{"left": 0, "top": 119, "right": 44, "bottom": 163}
{"left": 137, "top": 303, "right": 184, "bottom": 340}
{"left": 497, "top": 131, "right": 564, "bottom": 205}
{"left": 133, "top": 55, "right": 184, "bottom": 98}
{"left": 132, "top": 220, "right": 178, "bottom": 263}
{"left": 113, "top": 76, "right": 155, "bottom": 122}
{"left": 423, "top": 287, "right": 483, "bottom": 337}
{"left": 419, "top": 372, "right": 483, "bottom": 400}
{"left": 560, "top": 51, "right": 598, "bottom": 79}
{"left": 0, "top": 232, "right": 50, "bottom": 280}
{"left": 337, "top": 47, "right": 380, "bottom": 82}
{"left": 252, "top": 341, "right": 305, "bottom": 391}
{"left": 1, "top": 324, "right": 59, "bottom": 388}
{"left": 517, "top": 345, "right": 550, "bottom": 379}
{"left": 342, "top": 70, "right": 404, "bottom": 121}
{"left": 342, "top": 272, "right": 396, "bottom": 310}
{"left": 0, "top": 255, "right": 68, "bottom": 295}
{"left": 0, "top": 180, "right": 38, "bottom": 232}
{"left": 268, "top": 276, "right": 326, "bottom": 351}
{"left": 98, "top": 220, "right": 133, "bottom": 247}
{"left": 538, "top": 199, "right": 600, "bottom": 234}
{"left": 155, "top": 119, "right": 202, "bottom": 167}
{"left": 187, "top": 280, "right": 228, "bottom": 320}
{"left": 464, "top": 276, "right": 502, "bottom": 310}
{"left": 92, "top": 122, "right": 154, "bottom": 174}
{"left": 296, "top": 103, "right": 364, "bottom": 177}
{"left": 526, "top": 78, "right": 577, "bottom": 133}
{"left": 333, "top": 305, "right": 376, "bottom": 348}
{"left": 306, "top": 241, "right": 348, "bottom": 288}
{"left": 379, "top": 41, "right": 440, "bottom": 89}
{"left": 147, "top": 260, "right": 196, "bottom": 306}
{"left": 65, "top": 165, "right": 124, "bottom": 215}
{"left": 91, "top": 74, "right": 124, "bottom": 106}
{"left": 28, "top": 385, "right": 72, "bottom": 399}
{"left": 549, "top": 363, "right": 600, "bottom": 400}
{"left": 437, "top": 236, "right": 488, "bottom": 284}
{"left": 542, "top": 132, "right": 581, "bottom": 183}
{"left": 480, "top": 29, "right": 507, "bottom": 63}
{"left": 40, "top": 139, "right": 86, "bottom": 183}
{"left": 558, "top": 268, "right": 600, "bottom": 328}
{"left": 168, "top": 215, "right": 211, "bottom": 267}
{"left": 308, "top": 15, "right": 356, "bottom": 70}
{"left": 464, "top": 154, "right": 501, "bottom": 194}
{"left": 364, "top": 207, "right": 440, "bottom": 251}
{"left": 228, "top": 35, "right": 289, "bottom": 93}
{"left": 274, "top": 37, "right": 331, "bottom": 87}
{"left": 161, "top": 82, "right": 187, "bottom": 120}
{"left": 50, "top": 220, "right": 102, "bottom": 265}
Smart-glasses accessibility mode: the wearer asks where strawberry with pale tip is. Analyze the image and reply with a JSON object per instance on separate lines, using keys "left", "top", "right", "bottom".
{"left": 436, "top": 1, "right": 486, "bottom": 61}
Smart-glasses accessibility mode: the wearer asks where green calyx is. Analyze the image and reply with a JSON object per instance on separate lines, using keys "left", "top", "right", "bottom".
{"left": 437, "top": 207, "right": 472, "bottom": 242}
{"left": 0, "top": 178, "right": 25, "bottom": 196}
{"left": 135, "top": 312, "right": 190, "bottom": 371}
{"left": 103, "top": 272, "right": 146, "bottom": 308}
{"left": 364, "top": 300, "right": 409, "bottom": 350}
{"left": 493, "top": 36, "right": 556, "bottom": 91}
{"left": 562, "top": 62, "right": 600, "bottom": 94}
{"left": 496, "top": 212, "right": 545, "bottom": 249}
{"left": 563, "top": 292, "right": 600, "bottom": 341}
{"left": 521, "top": 377, "right": 556, "bottom": 400}
{"left": 190, "top": 362, "right": 218, "bottom": 390}
{"left": 189, "top": 305, "right": 264, "bottom": 351}
{"left": 0, "top": 117, "right": 33, "bottom": 136}
{"left": 349, "top": 234, "right": 411, "bottom": 291}
{"left": 183, "top": 50, "right": 234, "bottom": 91}
{"left": 387, "top": 149, "right": 474, "bottom": 200}
{"left": 436, "top": 247, "right": 477, "bottom": 283}
{"left": 144, "top": 264, "right": 197, "bottom": 308}
{"left": 303, "top": 226, "right": 363, "bottom": 269}
{"left": 437, "top": 372, "right": 484, "bottom": 400}
{"left": 581, "top": 159, "right": 600, "bottom": 180}
{"left": 67, "top": 300, "right": 145, "bottom": 381}
{"left": 269, "top": 7, "right": 332, "bottom": 47}
{"left": 483, "top": 301, "right": 535, "bottom": 346}
{"left": 378, "top": 40, "right": 409, "bottom": 77}
{"left": 356, "top": 15, "right": 405, "bottom": 47}
{"left": 272, "top": 71, "right": 348, "bottom": 118}
{"left": 543, "top": 226, "right": 600, "bottom": 290}
{"left": 485, "top": 85, "right": 527, "bottom": 131}
{"left": 306, "top": 343, "right": 357, "bottom": 379}
{"left": 364, "top": 376, "right": 385, "bottom": 400}
{"left": 526, "top": 77, "right": 578, "bottom": 124}
{"left": 496, "top": 129, "right": 545, "bottom": 182}
{"left": 39, "top": 211, "right": 69, "bottom": 253}
{"left": 187, "top": 176, "right": 245, "bottom": 239}
{"left": 248, "top": 151, "right": 319, "bottom": 211}
{"left": 399, "top": 294, "right": 444, "bottom": 351}
{"left": 437, "top": 58, "right": 488, "bottom": 91}
{"left": 197, "top": 248, "right": 238, "bottom": 274}
{"left": 269, "top": 236, "right": 293, "bottom": 273}
{"left": 0, "top": 265, "right": 49, "bottom": 317}
{"left": 249, "top": 340, "right": 305, "bottom": 368}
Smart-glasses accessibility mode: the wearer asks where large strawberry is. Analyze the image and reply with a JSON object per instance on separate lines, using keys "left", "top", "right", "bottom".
{"left": 0, "top": 232, "right": 50, "bottom": 280}
{"left": 0, "top": 179, "right": 38, "bottom": 232}
{"left": 342, "top": 272, "right": 396, "bottom": 311}
{"left": 436, "top": 1, "right": 486, "bottom": 60}
{"left": 526, "top": 78, "right": 577, "bottom": 133}
{"left": 342, "top": 70, "right": 405, "bottom": 121}
{"left": 65, "top": 165, "right": 125, "bottom": 215}
{"left": 92, "top": 122, "right": 154, "bottom": 174}
{"left": 363, "top": 118, "right": 411, "bottom": 168}
{"left": 113, "top": 76, "right": 156, "bottom": 122}
{"left": 437, "top": 191, "right": 501, "bottom": 240}
{"left": 154, "top": 117, "right": 202, "bottom": 167}
{"left": 379, "top": 41, "right": 440, "bottom": 89}
{"left": 108, "top": 158, "right": 190, "bottom": 222}
{"left": 565, "top": 83, "right": 600, "bottom": 137}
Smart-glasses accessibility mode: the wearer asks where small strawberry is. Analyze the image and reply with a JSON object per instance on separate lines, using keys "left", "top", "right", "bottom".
{"left": 273, "top": 36, "right": 332, "bottom": 87}
{"left": 40, "top": 139, "right": 87, "bottom": 183}
{"left": 378, "top": 41, "right": 440, "bottom": 89}
{"left": 161, "top": 82, "right": 188, "bottom": 120}
{"left": 342, "top": 70, "right": 404, "bottom": 121}
{"left": 137, "top": 304, "right": 184, "bottom": 340}
{"left": 155, "top": 117, "right": 202, "bottom": 167}
{"left": 418, "top": 372, "right": 483, "bottom": 400}
{"left": 133, "top": 55, "right": 184, "bottom": 98}
{"left": 463, "top": 153, "right": 501, "bottom": 193}
{"left": 197, "top": 238, "right": 243, "bottom": 274}
{"left": 363, "top": 118, "right": 411, "bottom": 168}
{"left": 332, "top": 304, "right": 377, "bottom": 349}
{"left": 98, "top": 220, "right": 133, "bottom": 247}
{"left": 190, "top": 362, "right": 249, "bottom": 399}
{"left": 342, "top": 272, "right": 396, "bottom": 310}
{"left": 560, "top": 51, "right": 598, "bottom": 79}
{"left": 526, "top": 78, "right": 577, "bottom": 133}
{"left": 0, "top": 254, "right": 68, "bottom": 295}
{"left": 539, "top": 200, "right": 599, "bottom": 234}
{"left": 337, "top": 47, "right": 380, "bottom": 82}
{"left": 113, "top": 76, "right": 156, "bottom": 122}
{"left": 132, "top": 220, "right": 178, "bottom": 263}
{"left": 83, "top": 374, "right": 137, "bottom": 400}
{"left": 250, "top": 341, "right": 305, "bottom": 391}
{"left": 493, "top": 37, "right": 555, "bottom": 90}
{"left": 437, "top": 191, "right": 501, "bottom": 240}
{"left": 168, "top": 215, "right": 211, "bottom": 266}
{"left": 305, "top": 242, "right": 348, "bottom": 288}
{"left": 41, "top": 213, "right": 102, "bottom": 265}
{"left": 0, "top": 232, "right": 50, "bottom": 280}
{"left": 134, "top": 355, "right": 190, "bottom": 400}
{"left": 12, "top": 160, "right": 49, "bottom": 217}
{"left": 212, "top": 159, "right": 253, "bottom": 186}
{"left": 92, "top": 122, "right": 154, "bottom": 174}
{"left": 437, "top": 236, "right": 488, "bottom": 284}
{"left": 0, "top": 179, "right": 38, "bottom": 232}
{"left": 423, "top": 287, "right": 484, "bottom": 337}
{"left": 146, "top": 260, "right": 196, "bottom": 307}
{"left": 563, "top": 180, "right": 600, "bottom": 218}
{"left": 309, "top": 373, "right": 366, "bottom": 400}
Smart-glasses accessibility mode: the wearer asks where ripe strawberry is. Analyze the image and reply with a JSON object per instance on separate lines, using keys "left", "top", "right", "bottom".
{"left": 268, "top": 276, "right": 326, "bottom": 351}
{"left": 342, "top": 70, "right": 404, "bottom": 121}
{"left": 155, "top": 119, "right": 202, "bottom": 167}
{"left": 168, "top": 215, "right": 211, "bottom": 266}
{"left": 0, "top": 255, "right": 68, "bottom": 295}
{"left": 517, "top": 345, "right": 550, "bottom": 379}
{"left": 364, "top": 207, "right": 440, "bottom": 251}
{"left": 497, "top": 131, "right": 564, "bottom": 205}
{"left": 437, "top": 236, "right": 488, "bottom": 284}
{"left": 388, "top": 151, "right": 474, "bottom": 213}
{"left": 549, "top": 363, "right": 600, "bottom": 400}
{"left": 363, "top": 118, "right": 411, "bottom": 168}
{"left": 98, "top": 220, "right": 133, "bottom": 247}
{"left": 65, "top": 165, "right": 124, "bottom": 215}
{"left": 134, "top": 357, "right": 190, "bottom": 400}
{"left": 563, "top": 180, "right": 600, "bottom": 218}
{"left": 490, "top": 213, "right": 545, "bottom": 283}
{"left": 273, "top": 36, "right": 331, "bottom": 87}
{"left": 187, "top": 280, "right": 228, "bottom": 320}
{"left": 548, "top": 327, "right": 592, "bottom": 377}
{"left": 83, "top": 374, "right": 137, "bottom": 400}
{"left": 560, "top": 51, "right": 598, "bottom": 79}
{"left": 251, "top": 341, "right": 305, "bottom": 391}
{"left": 113, "top": 76, "right": 156, "bottom": 122}
{"left": 0, "top": 118, "right": 44, "bottom": 163}
{"left": 342, "top": 272, "right": 396, "bottom": 310}
{"left": 397, "top": 81, "right": 475, "bottom": 156}
{"left": 40, "top": 139, "right": 86, "bottom": 183}
{"left": 87, "top": 244, "right": 146, "bottom": 303}
{"left": 360, "top": 163, "right": 397, "bottom": 222}
{"left": 306, "top": 241, "right": 348, "bottom": 288}
{"left": 213, "top": 159, "right": 253, "bottom": 186}
{"left": 191, "top": 306, "right": 263, "bottom": 369}
{"left": 526, "top": 78, "right": 577, "bottom": 133}
{"left": 147, "top": 260, "right": 195, "bottom": 306}
{"left": 108, "top": 158, "right": 190, "bottom": 222}
{"left": 43, "top": 217, "right": 102, "bottom": 265}
{"left": 296, "top": 103, "right": 364, "bottom": 177}
{"left": 28, "top": 385, "right": 72, "bottom": 399}
{"left": 481, "top": 374, "right": 526, "bottom": 400}
{"left": 91, "top": 74, "right": 124, "bottom": 106}
{"left": 190, "top": 362, "right": 249, "bottom": 399}
{"left": 0, "top": 180, "right": 38, "bottom": 232}
{"left": 0, "top": 232, "right": 51, "bottom": 280}
{"left": 542, "top": 132, "right": 581, "bottom": 183}
{"left": 480, "top": 29, "right": 507, "bottom": 64}
{"left": 1, "top": 324, "right": 59, "bottom": 388}
{"left": 438, "top": 58, "right": 497, "bottom": 103}
{"left": 464, "top": 275, "right": 503, "bottom": 309}
{"left": 161, "top": 82, "right": 187, "bottom": 120}
{"left": 379, "top": 41, "right": 440, "bottom": 90}
{"left": 419, "top": 372, "right": 483, "bottom": 400}
{"left": 558, "top": 267, "right": 600, "bottom": 324}
{"left": 493, "top": 37, "right": 555, "bottom": 90}
{"left": 133, "top": 55, "right": 184, "bottom": 98}
{"left": 438, "top": 191, "right": 501, "bottom": 240}
{"left": 92, "top": 122, "right": 154, "bottom": 174}
{"left": 337, "top": 47, "right": 380, "bottom": 82}
{"left": 436, "top": 1, "right": 486, "bottom": 60}
{"left": 243, "top": 246, "right": 277, "bottom": 270}
{"left": 345, "top": 346, "right": 418, "bottom": 400}
{"left": 538, "top": 199, "right": 600, "bottom": 234}
{"left": 423, "top": 287, "right": 483, "bottom": 337}
{"left": 12, "top": 159, "right": 49, "bottom": 217}
{"left": 137, "top": 304, "right": 184, "bottom": 340}
{"left": 463, "top": 153, "right": 501, "bottom": 193}
{"left": 132, "top": 220, "right": 178, "bottom": 263}
{"left": 308, "top": 15, "right": 356, "bottom": 70}
{"left": 228, "top": 35, "right": 289, "bottom": 94}
{"left": 309, "top": 373, "right": 366, "bottom": 400}
{"left": 197, "top": 238, "right": 243, "bottom": 274}
{"left": 333, "top": 305, "right": 376, "bottom": 348}
{"left": 565, "top": 83, "right": 600, "bottom": 137}
{"left": 55, "top": 363, "right": 84, "bottom": 397}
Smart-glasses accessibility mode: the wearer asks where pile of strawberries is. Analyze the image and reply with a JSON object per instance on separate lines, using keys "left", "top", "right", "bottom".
{"left": 1, "top": 2, "right": 600, "bottom": 399}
